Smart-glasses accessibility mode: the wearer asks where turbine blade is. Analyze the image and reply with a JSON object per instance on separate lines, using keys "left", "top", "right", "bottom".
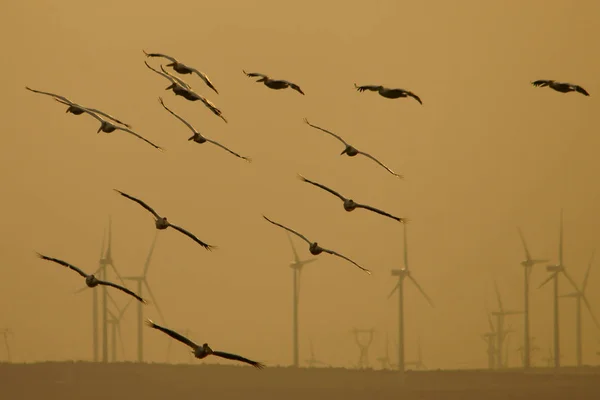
{"left": 531, "top": 259, "right": 550, "bottom": 264}
{"left": 143, "top": 231, "right": 159, "bottom": 277}
{"left": 493, "top": 279, "right": 504, "bottom": 312}
{"left": 581, "top": 295, "right": 600, "bottom": 329}
{"left": 116, "top": 321, "right": 126, "bottom": 360}
{"left": 286, "top": 231, "right": 300, "bottom": 263}
{"left": 561, "top": 269, "right": 580, "bottom": 292}
{"left": 144, "top": 281, "right": 166, "bottom": 324}
{"left": 118, "top": 297, "right": 134, "bottom": 320}
{"left": 517, "top": 227, "right": 532, "bottom": 261}
{"left": 74, "top": 285, "right": 89, "bottom": 295}
{"left": 582, "top": 249, "right": 595, "bottom": 293}
{"left": 487, "top": 313, "right": 495, "bottom": 332}
{"left": 407, "top": 275, "right": 434, "bottom": 307}
{"left": 387, "top": 283, "right": 399, "bottom": 299}
{"left": 559, "top": 209, "right": 563, "bottom": 266}
{"left": 301, "top": 258, "right": 318, "bottom": 265}
{"left": 403, "top": 223, "right": 409, "bottom": 269}
{"left": 538, "top": 272, "right": 557, "bottom": 289}
{"left": 106, "top": 291, "right": 121, "bottom": 314}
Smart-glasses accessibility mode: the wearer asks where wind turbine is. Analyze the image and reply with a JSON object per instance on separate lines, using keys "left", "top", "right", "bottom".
{"left": 305, "top": 338, "right": 329, "bottom": 368}
{"left": 387, "top": 223, "right": 434, "bottom": 374}
{"left": 122, "top": 231, "right": 165, "bottom": 363}
{"left": 481, "top": 303, "right": 497, "bottom": 369}
{"left": 539, "top": 209, "right": 579, "bottom": 368}
{"left": 106, "top": 293, "right": 133, "bottom": 362}
{"left": 517, "top": 227, "right": 548, "bottom": 369}
{"left": 285, "top": 231, "right": 318, "bottom": 368}
{"left": 1, "top": 329, "right": 13, "bottom": 362}
{"left": 516, "top": 336, "right": 540, "bottom": 367}
{"left": 559, "top": 250, "right": 600, "bottom": 367}
{"left": 405, "top": 337, "right": 426, "bottom": 370}
{"left": 490, "top": 280, "right": 522, "bottom": 369}
{"left": 376, "top": 333, "right": 393, "bottom": 370}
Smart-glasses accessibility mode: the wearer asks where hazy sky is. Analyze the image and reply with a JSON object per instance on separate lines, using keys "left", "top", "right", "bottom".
{"left": 1, "top": 0, "right": 599, "bottom": 369}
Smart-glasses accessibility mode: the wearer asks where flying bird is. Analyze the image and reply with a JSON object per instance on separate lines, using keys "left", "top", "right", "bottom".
{"left": 25, "top": 86, "right": 132, "bottom": 127}
{"left": 303, "top": 118, "right": 402, "bottom": 178}
{"left": 243, "top": 71, "right": 304, "bottom": 95}
{"left": 114, "top": 189, "right": 215, "bottom": 251}
{"left": 36, "top": 253, "right": 147, "bottom": 304}
{"left": 158, "top": 98, "right": 250, "bottom": 162}
{"left": 53, "top": 99, "right": 163, "bottom": 151}
{"left": 143, "top": 50, "right": 220, "bottom": 94}
{"left": 297, "top": 174, "right": 407, "bottom": 223}
{"left": 531, "top": 80, "right": 590, "bottom": 96}
{"left": 262, "top": 215, "right": 371, "bottom": 275}
{"left": 145, "top": 319, "right": 264, "bottom": 368}
{"left": 354, "top": 84, "right": 423, "bottom": 104}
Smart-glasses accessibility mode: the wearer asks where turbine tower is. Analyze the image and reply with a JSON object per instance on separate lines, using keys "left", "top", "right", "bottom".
{"left": 490, "top": 280, "right": 522, "bottom": 369}
{"left": 559, "top": 250, "right": 600, "bottom": 367}
{"left": 387, "top": 224, "right": 434, "bottom": 374}
{"left": 539, "top": 209, "right": 579, "bottom": 368}
{"left": 376, "top": 333, "right": 392, "bottom": 370}
{"left": 106, "top": 293, "right": 133, "bottom": 362}
{"left": 305, "top": 338, "right": 329, "bottom": 368}
{"left": 286, "top": 232, "right": 317, "bottom": 368}
{"left": 517, "top": 227, "right": 548, "bottom": 369}
{"left": 1, "top": 328, "right": 12, "bottom": 362}
{"left": 517, "top": 336, "right": 540, "bottom": 367}
{"left": 351, "top": 328, "right": 375, "bottom": 369}
{"left": 123, "top": 231, "right": 165, "bottom": 363}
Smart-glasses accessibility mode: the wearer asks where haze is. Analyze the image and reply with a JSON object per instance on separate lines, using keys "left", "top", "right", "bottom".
{"left": 1, "top": 0, "right": 599, "bottom": 370}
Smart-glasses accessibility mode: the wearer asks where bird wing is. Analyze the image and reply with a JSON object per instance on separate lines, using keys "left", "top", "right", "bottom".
{"left": 142, "top": 50, "right": 178, "bottom": 64}
{"left": 262, "top": 215, "right": 312, "bottom": 245}
{"left": 320, "top": 247, "right": 371, "bottom": 275}
{"left": 531, "top": 80, "right": 552, "bottom": 87}
{"left": 160, "top": 65, "right": 192, "bottom": 89}
{"left": 115, "top": 126, "right": 164, "bottom": 151}
{"left": 70, "top": 102, "right": 111, "bottom": 124}
{"left": 84, "top": 107, "right": 131, "bottom": 128}
{"left": 243, "top": 70, "right": 268, "bottom": 79}
{"left": 25, "top": 87, "right": 75, "bottom": 105}
{"left": 354, "top": 84, "right": 382, "bottom": 93}
{"left": 97, "top": 280, "right": 146, "bottom": 304}
{"left": 144, "top": 61, "right": 179, "bottom": 86}
{"left": 355, "top": 203, "right": 402, "bottom": 222}
{"left": 356, "top": 150, "right": 403, "bottom": 178}
{"left": 574, "top": 85, "right": 590, "bottom": 96}
{"left": 157, "top": 97, "right": 196, "bottom": 134}
{"left": 168, "top": 223, "right": 215, "bottom": 251}
{"left": 188, "top": 67, "right": 219, "bottom": 94}
{"left": 406, "top": 91, "right": 423, "bottom": 105}
{"left": 145, "top": 319, "right": 199, "bottom": 349}
{"left": 283, "top": 81, "right": 304, "bottom": 95}
{"left": 303, "top": 118, "right": 349, "bottom": 146}
{"left": 205, "top": 138, "right": 251, "bottom": 162}
{"left": 36, "top": 253, "right": 89, "bottom": 278}
{"left": 212, "top": 350, "right": 265, "bottom": 369}
{"left": 113, "top": 189, "right": 161, "bottom": 220}
{"left": 196, "top": 95, "right": 228, "bottom": 123}
{"left": 297, "top": 174, "right": 346, "bottom": 201}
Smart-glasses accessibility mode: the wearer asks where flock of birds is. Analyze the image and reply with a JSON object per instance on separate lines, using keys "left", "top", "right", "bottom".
{"left": 25, "top": 49, "right": 591, "bottom": 370}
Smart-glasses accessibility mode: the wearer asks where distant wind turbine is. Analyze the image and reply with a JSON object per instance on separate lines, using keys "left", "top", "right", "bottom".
{"left": 490, "top": 280, "right": 522, "bottom": 369}
{"left": 1, "top": 329, "right": 13, "bottom": 362}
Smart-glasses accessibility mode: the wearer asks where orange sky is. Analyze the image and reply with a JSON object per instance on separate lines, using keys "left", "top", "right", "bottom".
{"left": 1, "top": 0, "right": 599, "bottom": 369}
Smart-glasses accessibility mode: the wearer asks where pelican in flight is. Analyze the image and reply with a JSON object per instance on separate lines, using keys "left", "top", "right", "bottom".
{"left": 297, "top": 174, "right": 407, "bottom": 223}
{"left": 143, "top": 50, "right": 219, "bottom": 94}
{"left": 531, "top": 80, "right": 590, "bottom": 96}
{"left": 262, "top": 215, "right": 371, "bottom": 275}
{"left": 354, "top": 84, "right": 423, "bottom": 105}
{"left": 25, "top": 86, "right": 132, "bottom": 127}
{"left": 145, "top": 319, "right": 265, "bottom": 368}
{"left": 158, "top": 98, "right": 250, "bottom": 162}
{"left": 114, "top": 189, "right": 215, "bottom": 251}
{"left": 53, "top": 99, "right": 163, "bottom": 151}
{"left": 243, "top": 71, "right": 304, "bottom": 95}
{"left": 36, "top": 253, "right": 147, "bottom": 304}
{"left": 303, "top": 118, "right": 402, "bottom": 179}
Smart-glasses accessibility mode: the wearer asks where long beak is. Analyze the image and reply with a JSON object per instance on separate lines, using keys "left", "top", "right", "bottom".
{"left": 165, "top": 84, "right": 174, "bottom": 91}
{"left": 166, "top": 62, "right": 175, "bottom": 67}
{"left": 96, "top": 127, "right": 102, "bottom": 134}
{"left": 188, "top": 136, "right": 195, "bottom": 141}
{"left": 340, "top": 149, "right": 347, "bottom": 155}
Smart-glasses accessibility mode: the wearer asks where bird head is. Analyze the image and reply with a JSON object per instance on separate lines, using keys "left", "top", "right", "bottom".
{"left": 202, "top": 343, "right": 213, "bottom": 354}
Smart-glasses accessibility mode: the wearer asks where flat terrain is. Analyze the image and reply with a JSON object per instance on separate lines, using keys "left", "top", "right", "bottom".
{"left": 1, "top": 362, "right": 599, "bottom": 400}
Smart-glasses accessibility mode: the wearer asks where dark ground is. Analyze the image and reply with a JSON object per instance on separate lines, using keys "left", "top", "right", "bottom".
{"left": 1, "top": 362, "right": 599, "bottom": 399}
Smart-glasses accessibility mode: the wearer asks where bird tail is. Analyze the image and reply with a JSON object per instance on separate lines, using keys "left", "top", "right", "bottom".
{"left": 144, "top": 318, "right": 156, "bottom": 328}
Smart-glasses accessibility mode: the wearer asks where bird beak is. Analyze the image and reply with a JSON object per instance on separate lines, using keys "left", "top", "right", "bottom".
{"left": 165, "top": 84, "right": 173, "bottom": 91}
{"left": 96, "top": 127, "right": 102, "bottom": 134}
{"left": 340, "top": 149, "right": 346, "bottom": 156}
{"left": 166, "top": 62, "right": 174, "bottom": 67}
{"left": 188, "top": 136, "right": 194, "bottom": 141}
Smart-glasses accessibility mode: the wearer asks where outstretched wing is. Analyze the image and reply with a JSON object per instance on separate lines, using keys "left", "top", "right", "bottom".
{"left": 205, "top": 138, "right": 251, "bottom": 162}
{"left": 115, "top": 126, "right": 164, "bottom": 151}
{"left": 98, "top": 280, "right": 146, "bottom": 304}
{"left": 36, "top": 253, "right": 89, "bottom": 278}
{"left": 355, "top": 203, "right": 403, "bottom": 222}
{"left": 212, "top": 350, "right": 265, "bottom": 369}
{"left": 158, "top": 97, "right": 197, "bottom": 133}
{"left": 320, "top": 247, "right": 371, "bottom": 275}
{"left": 145, "top": 319, "right": 199, "bottom": 349}
{"left": 144, "top": 61, "right": 179, "bottom": 86}
{"left": 113, "top": 189, "right": 161, "bottom": 220}
{"left": 356, "top": 151, "right": 403, "bottom": 178}
{"left": 85, "top": 107, "right": 131, "bottom": 128}
{"left": 197, "top": 96, "right": 227, "bottom": 123}
{"left": 168, "top": 223, "right": 215, "bottom": 251}
{"left": 143, "top": 50, "right": 178, "bottom": 64}
{"left": 262, "top": 215, "right": 312, "bottom": 245}
{"left": 297, "top": 174, "right": 346, "bottom": 201}
{"left": 25, "top": 86, "right": 75, "bottom": 105}
{"left": 284, "top": 81, "right": 304, "bottom": 95}
{"left": 303, "top": 118, "right": 349, "bottom": 146}
{"left": 354, "top": 84, "right": 382, "bottom": 93}
{"left": 574, "top": 85, "right": 590, "bottom": 96}
{"left": 243, "top": 70, "right": 268, "bottom": 79}
{"left": 531, "top": 80, "right": 552, "bottom": 88}
{"left": 160, "top": 65, "right": 192, "bottom": 90}
{"left": 188, "top": 67, "right": 219, "bottom": 94}
{"left": 406, "top": 91, "right": 423, "bottom": 105}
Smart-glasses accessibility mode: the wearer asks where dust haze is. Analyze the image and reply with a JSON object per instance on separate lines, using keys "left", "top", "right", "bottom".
{"left": 1, "top": 0, "right": 600, "bottom": 396}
